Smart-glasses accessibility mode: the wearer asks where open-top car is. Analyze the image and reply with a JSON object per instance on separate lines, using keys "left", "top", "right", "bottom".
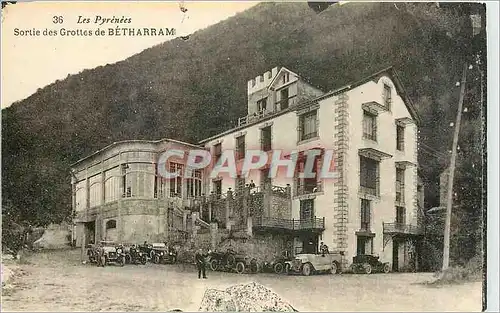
{"left": 350, "top": 254, "right": 390, "bottom": 274}
{"left": 125, "top": 244, "right": 147, "bottom": 265}
{"left": 285, "top": 252, "right": 342, "bottom": 276}
{"left": 99, "top": 241, "right": 126, "bottom": 267}
{"left": 151, "top": 243, "right": 178, "bottom": 264}
{"left": 262, "top": 250, "right": 293, "bottom": 274}
{"left": 208, "top": 248, "right": 259, "bottom": 274}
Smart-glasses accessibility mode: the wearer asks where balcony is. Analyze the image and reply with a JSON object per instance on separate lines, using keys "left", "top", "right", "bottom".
{"left": 238, "top": 110, "right": 268, "bottom": 127}
{"left": 253, "top": 217, "right": 325, "bottom": 232}
{"left": 383, "top": 222, "right": 422, "bottom": 236}
{"left": 295, "top": 180, "right": 323, "bottom": 197}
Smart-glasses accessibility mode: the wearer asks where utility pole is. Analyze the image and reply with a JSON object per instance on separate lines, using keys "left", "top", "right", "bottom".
{"left": 442, "top": 63, "right": 468, "bottom": 272}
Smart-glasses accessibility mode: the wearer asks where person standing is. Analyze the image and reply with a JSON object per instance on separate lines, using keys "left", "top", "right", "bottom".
{"left": 195, "top": 248, "right": 207, "bottom": 279}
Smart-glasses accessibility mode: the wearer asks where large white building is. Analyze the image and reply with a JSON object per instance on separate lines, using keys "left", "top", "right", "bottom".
{"left": 72, "top": 65, "right": 424, "bottom": 272}
{"left": 199, "top": 66, "right": 423, "bottom": 271}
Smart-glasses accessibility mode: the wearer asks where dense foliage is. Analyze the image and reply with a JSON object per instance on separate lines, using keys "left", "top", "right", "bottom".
{"left": 1, "top": 2, "right": 486, "bottom": 264}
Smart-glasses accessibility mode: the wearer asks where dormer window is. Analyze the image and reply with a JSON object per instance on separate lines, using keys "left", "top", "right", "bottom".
{"left": 383, "top": 84, "right": 392, "bottom": 110}
{"left": 283, "top": 72, "right": 290, "bottom": 84}
{"left": 257, "top": 97, "right": 268, "bottom": 112}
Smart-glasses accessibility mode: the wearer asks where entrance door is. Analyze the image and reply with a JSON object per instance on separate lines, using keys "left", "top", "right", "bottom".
{"left": 84, "top": 221, "right": 95, "bottom": 245}
{"left": 302, "top": 235, "right": 318, "bottom": 254}
{"left": 392, "top": 239, "right": 399, "bottom": 272}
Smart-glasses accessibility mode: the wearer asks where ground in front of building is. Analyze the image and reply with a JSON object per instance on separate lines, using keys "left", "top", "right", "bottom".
{"left": 1, "top": 249, "right": 482, "bottom": 312}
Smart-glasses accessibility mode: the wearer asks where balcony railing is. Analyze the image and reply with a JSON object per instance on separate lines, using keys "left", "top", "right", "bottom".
{"left": 295, "top": 180, "right": 323, "bottom": 197}
{"left": 383, "top": 222, "right": 422, "bottom": 235}
{"left": 253, "top": 217, "right": 325, "bottom": 231}
{"left": 238, "top": 110, "right": 268, "bottom": 127}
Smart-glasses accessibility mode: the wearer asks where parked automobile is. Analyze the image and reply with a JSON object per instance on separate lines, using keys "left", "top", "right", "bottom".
{"left": 152, "top": 244, "right": 178, "bottom": 264}
{"left": 262, "top": 250, "right": 293, "bottom": 274}
{"left": 285, "top": 252, "right": 342, "bottom": 276}
{"left": 350, "top": 254, "right": 390, "bottom": 274}
{"left": 208, "top": 248, "right": 259, "bottom": 274}
{"left": 208, "top": 248, "right": 237, "bottom": 271}
{"left": 138, "top": 242, "right": 155, "bottom": 260}
{"left": 126, "top": 244, "right": 147, "bottom": 265}
{"left": 99, "top": 241, "right": 126, "bottom": 267}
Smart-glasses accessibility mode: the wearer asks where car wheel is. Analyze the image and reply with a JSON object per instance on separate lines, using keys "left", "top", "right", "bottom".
{"left": 331, "top": 261, "right": 339, "bottom": 274}
{"left": 236, "top": 262, "right": 245, "bottom": 274}
{"left": 210, "top": 259, "right": 219, "bottom": 271}
{"left": 141, "top": 256, "right": 147, "bottom": 265}
{"left": 119, "top": 256, "right": 125, "bottom": 267}
{"left": 154, "top": 255, "right": 160, "bottom": 264}
{"left": 274, "top": 262, "right": 284, "bottom": 274}
{"left": 302, "top": 263, "right": 312, "bottom": 276}
{"left": 363, "top": 263, "right": 372, "bottom": 274}
{"left": 383, "top": 263, "right": 390, "bottom": 274}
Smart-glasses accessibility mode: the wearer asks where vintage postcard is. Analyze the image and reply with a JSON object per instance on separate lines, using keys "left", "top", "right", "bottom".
{"left": 1, "top": 1, "right": 497, "bottom": 312}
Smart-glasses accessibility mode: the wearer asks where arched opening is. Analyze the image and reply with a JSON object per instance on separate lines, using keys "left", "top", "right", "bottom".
{"left": 105, "top": 219, "right": 117, "bottom": 241}
{"left": 106, "top": 219, "right": 116, "bottom": 229}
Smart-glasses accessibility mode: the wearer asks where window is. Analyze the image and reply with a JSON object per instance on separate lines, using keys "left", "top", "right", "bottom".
{"left": 298, "top": 110, "right": 318, "bottom": 142}
{"left": 283, "top": 72, "right": 290, "bottom": 84}
{"left": 261, "top": 126, "right": 272, "bottom": 152}
{"left": 257, "top": 97, "right": 268, "bottom": 112}
{"left": 280, "top": 88, "right": 289, "bottom": 110}
{"left": 396, "top": 206, "right": 406, "bottom": 224}
{"left": 169, "top": 163, "right": 184, "bottom": 197}
{"left": 300, "top": 199, "right": 314, "bottom": 220}
{"left": 383, "top": 84, "right": 392, "bottom": 109}
{"left": 236, "top": 135, "right": 245, "bottom": 160}
{"left": 213, "top": 143, "right": 222, "bottom": 165}
{"left": 396, "top": 125, "right": 405, "bottom": 151}
{"left": 106, "top": 220, "right": 116, "bottom": 229}
{"left": 360, "top": 156, "right": 379, "bottom": 196}
{"left": 360, "top": 199, "right": 371, "bottom": 231}
{"left": 363, "top": 111, "right": 377, "bottom": 141}
{"left": 260, "top": 168, "right": 271, "bottom": 188}
{"left": 213, "top": 180, "right": 222, "bottom": 199}
{"left": 187, "top": 169, "right": 203, "bottom": 198}
{"left": 121, "top": 164, "right": 129, "bottom": 197}
{"left": 295, "top": 151, "right": 320, "bottom": 196}
{"left": 235, "top": 175, "right": 245, "bottom": 194}
{"left": 396, "top": 168, "right": 405, "bottom": 203}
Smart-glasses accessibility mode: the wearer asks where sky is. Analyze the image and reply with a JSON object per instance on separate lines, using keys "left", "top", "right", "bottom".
{"left": 1, "top": 1, "right": 260, "bottom": 108}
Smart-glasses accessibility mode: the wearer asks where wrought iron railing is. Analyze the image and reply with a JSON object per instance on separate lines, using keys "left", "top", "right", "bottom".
{"left": 295, "top": 180, "right": 323, "bottom": 196}
{"left": 383, "top": 222, "right": 422, "bottom": 235}
{"left": 253, "top": 217, "right": 325, "bottom": 231}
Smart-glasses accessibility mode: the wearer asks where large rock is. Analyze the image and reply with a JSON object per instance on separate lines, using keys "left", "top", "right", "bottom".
{"left": 199, "top": 282, "right": 297, "bottom": 312}
{"left": 32, "top": 224, "right": 70, "bottom": 249}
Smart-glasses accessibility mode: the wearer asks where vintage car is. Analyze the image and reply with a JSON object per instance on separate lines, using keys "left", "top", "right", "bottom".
{"left": 99, "top": 241, "right": 126, "bottom": 267}
{"left": 152, "top": 244, "right": 178, "bottom": 264}
{"left": 125, "top": 244, "right": 147, "bottom": 265}
{"left": 262, "top": 251, "right": 294, "bottom": 274}
{"left": 208, "top": 248, "right": 237, "bottom": 271}
{"left": 285, "top": 252, "right": 342, "bottom": 276}
{"left": 350, "top": 254, "right": 390, "bottom": 274}
{"left": 208, "top": 248, "right": 259, "bottom": 274}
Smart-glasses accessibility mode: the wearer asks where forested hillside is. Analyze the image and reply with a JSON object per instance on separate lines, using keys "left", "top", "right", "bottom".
{"left": 2, "top": 2, "right": 486, "bottom": 264}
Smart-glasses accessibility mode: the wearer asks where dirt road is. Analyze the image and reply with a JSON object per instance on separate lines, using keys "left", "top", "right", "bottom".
{"left": 2, "top": 250, "right": 482, "bottom": 312}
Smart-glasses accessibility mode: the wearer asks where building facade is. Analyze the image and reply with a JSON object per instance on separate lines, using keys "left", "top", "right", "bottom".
{"left": 200, "top": 66, "right": 422, "bottom": 271}
{"left": 71, "top": 139, "right": 207, "bottom": 247}
{"left": 72, "top": 66, "right": 423, "bottom": 271}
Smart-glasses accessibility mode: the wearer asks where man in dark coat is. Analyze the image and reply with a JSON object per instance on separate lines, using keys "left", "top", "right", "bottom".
{"left": 195, "top": 248, "right": 207, "bottom": 279}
